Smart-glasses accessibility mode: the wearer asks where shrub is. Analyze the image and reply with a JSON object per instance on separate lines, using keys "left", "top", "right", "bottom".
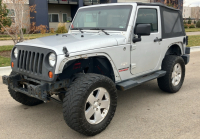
{"left": 194, "top": 20, "right": 196, "bottom": 24}
{"left": 37, "top": 25, "right": 47, "bottom": 34}
{"left": 196, "top": 20, "right": 200, "bottom": 28}
{"left": 189, "top": 25, "right": 195, "bottom": 28}
{"left": 56, "top": 23, "right": 68, "bottom": 33}
{"left": 184, "top": 24, "right": 188, "bottom": 28}
{"left": 50, "top": 28, "right": 54, "bottom": 33}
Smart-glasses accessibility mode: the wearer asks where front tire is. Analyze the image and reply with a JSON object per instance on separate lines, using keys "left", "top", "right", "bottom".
{"left": 63, "top": 73, "right": 117, "bottom": 136}
{"left": 9, "top": 72, "right": 43, "bottom": 106}
{"left": 157, "top": 55, "right": 185, "bottom": 93}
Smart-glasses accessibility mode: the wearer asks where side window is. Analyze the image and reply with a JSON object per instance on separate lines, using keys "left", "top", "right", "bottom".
{"left": 163, "top": 11, "right": 182, "bottom": 33}
{"left": 136, "top": 8, "right": 158, "bottom": 33}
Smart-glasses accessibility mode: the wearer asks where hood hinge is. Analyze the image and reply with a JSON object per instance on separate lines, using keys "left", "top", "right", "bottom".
{"left": 63, "top": 47, "right": 69, "bottom": 57}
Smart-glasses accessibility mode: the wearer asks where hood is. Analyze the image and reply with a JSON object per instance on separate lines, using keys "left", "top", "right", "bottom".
{"left": 17, "top": 33, "right": 127, "bottom": 55}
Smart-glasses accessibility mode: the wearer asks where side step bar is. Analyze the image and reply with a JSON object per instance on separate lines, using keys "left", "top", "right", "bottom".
{"left": 116, "top": 70, "right": 166, "bottom": 91}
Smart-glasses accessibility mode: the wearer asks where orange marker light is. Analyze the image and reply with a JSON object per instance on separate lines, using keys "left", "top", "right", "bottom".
{"left": 48, "top": 71, "right": 53, "bottom": 78}
{"left": 11, "top": 62, "right": 14, "bottom": 68}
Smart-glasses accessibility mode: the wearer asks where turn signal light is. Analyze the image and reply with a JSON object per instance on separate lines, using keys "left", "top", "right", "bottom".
{"left": 48, "top": 71, "right": 53, "bottom": 78}
{"left": 11, "top": 62, "right": 14, "bottom": 68}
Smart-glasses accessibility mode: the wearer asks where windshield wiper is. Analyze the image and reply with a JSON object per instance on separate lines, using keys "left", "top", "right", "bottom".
{"left": 90, "top": 28, "right": 109, "bottom": 35}
{"left": 71, "top": 28, "right": 83, "bottom": 33}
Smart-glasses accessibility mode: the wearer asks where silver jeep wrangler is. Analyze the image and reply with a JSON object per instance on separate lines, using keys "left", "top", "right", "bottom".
{"left": 2, "top": 2, "right": 190, "bottom": 136}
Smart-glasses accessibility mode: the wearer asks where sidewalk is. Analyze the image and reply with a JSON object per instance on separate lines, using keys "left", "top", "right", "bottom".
{"left": 186, "top": 32, "right": 200, "bottom": 36}
{"left": 0, "top": 40, "right": 14, "bottom": 46}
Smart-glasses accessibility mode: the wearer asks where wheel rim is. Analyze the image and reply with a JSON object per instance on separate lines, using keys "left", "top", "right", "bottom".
{"left": 85, "top": 87, "right": 110, "bottom": 124}
{"left": 171, "top": 63, "right": 182, "bottom": 86}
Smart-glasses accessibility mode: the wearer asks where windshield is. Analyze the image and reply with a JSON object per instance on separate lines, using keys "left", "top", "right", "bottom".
{"left": 71, "top": 5, "right": 132, "bottom": 31}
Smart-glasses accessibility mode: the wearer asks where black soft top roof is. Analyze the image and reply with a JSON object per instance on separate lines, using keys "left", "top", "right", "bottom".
{"left": 136, "top": 2, "right": 180, "bottom": 11}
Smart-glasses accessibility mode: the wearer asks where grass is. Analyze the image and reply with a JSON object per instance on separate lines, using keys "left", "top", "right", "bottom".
{"left": 187, "top": 35, "right": 200, "bottom": 47}
{"left": 0, "top": 45, "right": 13, "bottom": 67}
{"left": 0, "top": 33, "right": 58, "bottom": 40}
{"left": 185, "top": 28, "right": 200, "bottom": 32}
{"left": 0, "top": 45, "right": 14, "bottom": 52}
{"left": 0, "top": 56, "right": 10, "bottom": 67}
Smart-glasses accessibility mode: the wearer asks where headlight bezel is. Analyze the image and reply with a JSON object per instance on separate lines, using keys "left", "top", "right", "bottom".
{"left": 49, "top": 53, "right": 56, "bottom": 67}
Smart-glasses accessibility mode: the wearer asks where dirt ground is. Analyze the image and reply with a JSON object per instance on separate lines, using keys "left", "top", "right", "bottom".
{"left": 0, "top": 51, "right": 11, "bottom": 58}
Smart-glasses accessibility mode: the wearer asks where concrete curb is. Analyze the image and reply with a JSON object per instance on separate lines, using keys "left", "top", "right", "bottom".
{"left": 190, "top": 46, "right": 200, "bottom": 52}
{"left": 0, "top": 66, "right": 11, "bottom": 76}
{"left": 0, "top": 46, "right": 199, "bottom": 76}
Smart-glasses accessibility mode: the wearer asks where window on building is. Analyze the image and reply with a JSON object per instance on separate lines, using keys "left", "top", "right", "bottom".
{"left": 48, "top": 13, "right": 59, "bottom": 22}
{"left": 136, "top": 8, "right": 158, "bottom": 33}
{"left": 62, "top": 13, "right": 67, "bottom": 22}
{"left": 7, "top": 9, "right": 15, "bottom": 23}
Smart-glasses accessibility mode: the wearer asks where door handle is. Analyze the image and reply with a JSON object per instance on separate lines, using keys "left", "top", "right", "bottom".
{"left": 154, "top": 37, "right": 162, "bottom": 42}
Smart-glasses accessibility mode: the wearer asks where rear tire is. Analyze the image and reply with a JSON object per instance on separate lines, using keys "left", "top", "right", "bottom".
{"left": 63, "top": 73, "right": 117, "bottom": 136}
{"left": 157, "top": 55, "right": 185, "bottom": 93}
{"left": 9, "top": 72, "right": 43, "bottom": 106}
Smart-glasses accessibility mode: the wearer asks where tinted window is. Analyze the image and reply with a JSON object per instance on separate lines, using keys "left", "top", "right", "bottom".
{"left": 48, "top": 14, "right": 59, "bottom": 22}
{"left": 63, "top": 13, "right": 67, "bottom": 22}
{"left": 163, "top": 11, "right": 182, "bottom": 33}
{"left": 136, "top": 9, "right": 158, "bottom": 32}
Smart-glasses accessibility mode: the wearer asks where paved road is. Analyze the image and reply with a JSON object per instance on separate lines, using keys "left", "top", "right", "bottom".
{"left": 186, "top": 32, "right": 200, "bottom": 36}
{"left": 0, "top": 52, "right": 200, "bottom": 139}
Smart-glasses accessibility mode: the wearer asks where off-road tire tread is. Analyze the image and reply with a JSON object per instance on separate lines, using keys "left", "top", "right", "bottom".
{"left": 8, "top": 71, "right": 43, "bottom": 106}
{"left": 63, "top": 73, "right": 117, "bottom": 136}
{"left": 157, "top": 55, "right": 185, "bottom": 93}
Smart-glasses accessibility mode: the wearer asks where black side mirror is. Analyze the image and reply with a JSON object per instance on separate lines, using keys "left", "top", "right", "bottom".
{"left": 133, "top": 24, "right": 151, "bottom": 43}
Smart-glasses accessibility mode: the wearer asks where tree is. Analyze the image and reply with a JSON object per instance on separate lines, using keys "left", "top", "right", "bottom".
{"left": 196, "top": 20, "right": 200, "bottom": 28}
{"left": 0, "top": 0, "right": 47, "bottom": 45}
{"left": 0, "top": 0, "right": 12, "bottom": 33}
{"left": 188, "top": 17, "right": 191, "bottom": 24}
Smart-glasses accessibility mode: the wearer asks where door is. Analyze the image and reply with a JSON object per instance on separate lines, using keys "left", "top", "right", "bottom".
{"left": 130, "top": 6, "right": 162, "bottom": 75}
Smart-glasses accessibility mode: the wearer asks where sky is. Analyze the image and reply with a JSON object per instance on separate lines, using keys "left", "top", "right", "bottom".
{"left": 184, "top": 0, "right": 200, "bottom": 6}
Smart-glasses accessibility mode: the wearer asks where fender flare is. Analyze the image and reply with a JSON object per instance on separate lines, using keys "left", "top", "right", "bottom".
{"left": 55, "top": 53, "right": 121, "bottom": 82}
{"left": 165, "top": 42, "right": 184, "bottom": 56}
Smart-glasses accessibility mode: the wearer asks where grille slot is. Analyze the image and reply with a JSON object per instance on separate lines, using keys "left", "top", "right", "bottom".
{"left": 17, "top": 51, "right": 44, "bottom": 74}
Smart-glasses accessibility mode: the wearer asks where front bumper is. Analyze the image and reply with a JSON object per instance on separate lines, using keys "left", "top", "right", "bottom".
{"left": 2, "top": 74, "right": 70, "bottom": 101}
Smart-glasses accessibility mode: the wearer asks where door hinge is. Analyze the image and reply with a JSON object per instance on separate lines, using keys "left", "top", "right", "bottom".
{"left": 130, "top": 44, "right": 136, "bottom": 51}
{"left": 131, "top": 63, "right": 136, "bottom": 69}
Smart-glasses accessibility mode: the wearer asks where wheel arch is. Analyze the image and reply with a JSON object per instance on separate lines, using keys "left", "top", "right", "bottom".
{"left": 165, "top": 43, "right": 183, "bottom": 56}
{"left": 57, "top": 53, "right": 121, "bottom": 82}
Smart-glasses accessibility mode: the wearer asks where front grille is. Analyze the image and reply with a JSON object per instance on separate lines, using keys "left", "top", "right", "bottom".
{"left": 17, "top": 50, "right": 44, "bottom": 74}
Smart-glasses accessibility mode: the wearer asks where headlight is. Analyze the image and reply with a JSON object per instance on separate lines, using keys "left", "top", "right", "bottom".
{"left": 14, "top": 48, "right": 18, "bottom": 58}
{"left": 49, "top": 53, "right": 56, "bottom": 67}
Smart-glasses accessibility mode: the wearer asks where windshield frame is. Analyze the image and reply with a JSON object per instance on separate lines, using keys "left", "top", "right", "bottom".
{"left": 70, "top": 5, "right": 133, "bottom": 31}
